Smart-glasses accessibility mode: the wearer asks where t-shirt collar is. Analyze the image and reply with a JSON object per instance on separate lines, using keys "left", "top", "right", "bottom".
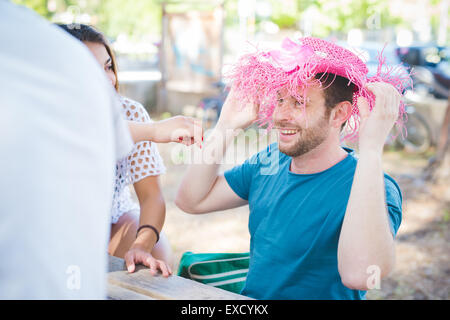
{"left": 287, "top": 147, "right": 355, "bottom": 176}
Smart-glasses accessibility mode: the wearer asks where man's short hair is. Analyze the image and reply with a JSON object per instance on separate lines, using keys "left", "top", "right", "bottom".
{"left": 315, "top": 73, "right": 355, "bottom": 129}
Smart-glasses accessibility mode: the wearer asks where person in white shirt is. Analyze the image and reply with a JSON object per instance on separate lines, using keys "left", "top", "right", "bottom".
{"left": 0, "top": 1, "right": 134, "bottom": 299}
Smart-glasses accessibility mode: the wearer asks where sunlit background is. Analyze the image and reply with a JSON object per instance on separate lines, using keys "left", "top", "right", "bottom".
{"left": 14, "top": 0, "right": 449, "bottom": 111}
{"left": 15, "top": 0, "right": 449, "bottom": 300}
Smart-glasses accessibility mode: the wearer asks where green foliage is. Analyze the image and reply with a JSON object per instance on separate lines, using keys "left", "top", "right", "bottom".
{"left": 249, "top": 0, "right": 407, "bottom": 37}
{"left": 224, "top": 0, "right": 238, "bottom": 27}
{"left": 443, "top": 209, "right": 450, "bottom": 223}
{"left": 13, "top": 0, "right": 53, "bottom": 18}
{"left": 430, "top": 0, "right": 442, "bottom": 5}
{"left": 13, "top": 0, "right": 161, "bottom": 39}
{"left": 310, "top": 0, "right": 404, "bottom": 35}
{"left": 12, "top": 0, "right": 424, "bottom": 39}
{"left": 94, "top": 0, "right": 161, "bottom": 39}
{"left": 271, "top": 13, "right": 298, "bottom": 29}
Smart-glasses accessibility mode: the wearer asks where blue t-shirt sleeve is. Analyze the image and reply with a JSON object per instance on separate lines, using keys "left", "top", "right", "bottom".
{"left": 384, "top": 175, "right": 403, "bottom": 238}
{"left": 224, "top": 154, "right": 258, "bottom": 201}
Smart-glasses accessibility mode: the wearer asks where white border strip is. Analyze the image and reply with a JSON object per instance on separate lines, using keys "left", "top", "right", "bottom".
{"left": 207, "top": 277, "right": 248, "bottom": 287}
{"left": 187, "top": 256, "right": 250, "bottom": 280}
{"left": 189, "top": 268, "right": 249, "bottom": 280}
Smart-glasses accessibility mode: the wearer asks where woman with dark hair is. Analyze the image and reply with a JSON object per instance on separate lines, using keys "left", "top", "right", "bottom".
{"left": 58, "top": 24, "right": 121, "bottom": 91}
{"left": 58, "top": 23, "right": 192, "bottom": 277}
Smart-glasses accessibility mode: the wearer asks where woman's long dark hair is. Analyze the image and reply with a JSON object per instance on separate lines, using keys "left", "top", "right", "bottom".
{"left": 57, "top": 24, "right": 119, "bottom": 91}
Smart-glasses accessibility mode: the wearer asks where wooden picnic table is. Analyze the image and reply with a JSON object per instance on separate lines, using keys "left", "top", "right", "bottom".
{"left": 107, "top": 255, "right": 253, "bottom": 300}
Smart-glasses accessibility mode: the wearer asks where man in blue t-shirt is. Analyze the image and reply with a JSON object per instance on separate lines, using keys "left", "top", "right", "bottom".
{"left": 175, "top": 67, "right": 403, "bottom": 299}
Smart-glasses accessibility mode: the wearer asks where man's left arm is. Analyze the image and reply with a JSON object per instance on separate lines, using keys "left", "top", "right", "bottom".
{"left": 337, "top": 82, "right": 402, "bottom": 291}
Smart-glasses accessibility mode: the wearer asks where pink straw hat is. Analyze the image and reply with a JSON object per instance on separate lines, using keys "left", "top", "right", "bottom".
{"left": 225, "top": 36, "right": 412, "bottom": 141}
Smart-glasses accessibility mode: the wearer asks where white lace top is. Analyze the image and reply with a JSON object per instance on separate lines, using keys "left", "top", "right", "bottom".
{"left": 111, "top": 96, "right": 166, "bottom": 224}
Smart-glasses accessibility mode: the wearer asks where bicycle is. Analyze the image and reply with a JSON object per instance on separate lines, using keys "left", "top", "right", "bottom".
{"left": 390, "top": 103, "right": 433, "bottom": 154}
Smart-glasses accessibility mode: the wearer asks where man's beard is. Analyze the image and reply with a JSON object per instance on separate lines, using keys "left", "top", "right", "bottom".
{"left": 277, "top": 115, "right": 330, "bottom": 158}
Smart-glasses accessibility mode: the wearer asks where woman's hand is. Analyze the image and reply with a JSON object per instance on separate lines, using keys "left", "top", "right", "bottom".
{"left": 127, "top": 116, "right": 203, "bottom": 147}
{"left": 124, "top": 246, "right": 172, "bottom": 278}
{"left": 151, "top": 116, "right": 203, "bottom": 147}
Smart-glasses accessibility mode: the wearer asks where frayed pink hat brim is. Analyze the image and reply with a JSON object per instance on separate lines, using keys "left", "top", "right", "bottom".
{"left": 224, "top": 37, "right": 413, "bottom": 141}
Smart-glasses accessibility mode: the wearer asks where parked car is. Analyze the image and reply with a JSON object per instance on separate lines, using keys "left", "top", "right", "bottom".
{"left": 396, "top": 44, "right": 449, "bottom": 99}
{"left": 396, "top": 45, "right": 449, "bottom": 69}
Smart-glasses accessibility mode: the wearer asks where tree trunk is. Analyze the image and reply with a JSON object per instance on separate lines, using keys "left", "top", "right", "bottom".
{"left": 423, "top": 96, "right": 450, "bottom": 182}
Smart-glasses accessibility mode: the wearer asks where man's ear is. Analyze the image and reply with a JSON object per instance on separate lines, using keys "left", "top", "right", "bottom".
{"left": 330, "top": 101, "right": 352, "bottom": 129}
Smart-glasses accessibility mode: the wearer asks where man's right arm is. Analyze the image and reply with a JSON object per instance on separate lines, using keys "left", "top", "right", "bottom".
{"left": 175, "top": 88, "right": 258, "bottom": 214}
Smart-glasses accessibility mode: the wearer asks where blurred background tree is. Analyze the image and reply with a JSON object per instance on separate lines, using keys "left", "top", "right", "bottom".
{"left": 13, "top": 0, "right": 448, "bottom": 44}
{"left": 13, "top": 0, "right": 55, "bottom": 19}
{"left": 13, "top": 0, "right": 161, "bottom": 40}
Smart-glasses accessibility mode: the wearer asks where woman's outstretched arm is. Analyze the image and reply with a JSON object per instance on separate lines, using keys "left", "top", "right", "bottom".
{"left": 127, "top": 116, "right": 203, "bottom": 146}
